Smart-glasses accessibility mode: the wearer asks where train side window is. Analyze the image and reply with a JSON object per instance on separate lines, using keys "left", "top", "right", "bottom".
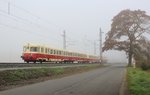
{"left": 64, "top": 51, "right": 66, "bottom": 56}
{"left": 61, "top": 51, "right": 63, "bottom": 55}
{"left": 67, "top": 52, "right": 69, "bottom": 56}
{"left": 45, "top": 48, "right": 47, "bottom": 53}
{"left": 58, "top": 51, "right": 60, "bottom": 55}
{"left": 56, "top": 51, "right": 58, "bottom": 55}
{"left": 55, "top": 50, "right": 57, "bottom": 55}
{"left": 54, "top": 50, "right": 56, "bottom": 55}
{"left": 57, "top": 51, "right": 59, "bottom": 55}
{"left": 48, "top": 49, "right": 50, "bottom": 54}
{"left": 41, "top": 48, "right": 44, "bottom": 53}
{"left": 63, "top": 51, "right": 65, "bottom": 56}
{"left": 51, "top": 49, "right": 53, "bottom": 54}
{"left": 53, "top": 50, "right": 55, "bottom": 54}
{"left": 45, "top": 48, "right": 48, "bottom": 54}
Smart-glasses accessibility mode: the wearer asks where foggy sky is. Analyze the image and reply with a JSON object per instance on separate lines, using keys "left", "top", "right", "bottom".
{"left": 0, "top": 0, "right": 150, "bottom": 62}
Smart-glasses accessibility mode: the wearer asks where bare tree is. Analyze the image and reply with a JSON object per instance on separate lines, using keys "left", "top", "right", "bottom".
{"left": 103, "top": 9, "right": 150, "bottom": 66}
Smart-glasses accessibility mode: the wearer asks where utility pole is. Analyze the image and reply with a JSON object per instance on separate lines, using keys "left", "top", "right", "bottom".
{"left": 8, "top": 1, "right": 10, "bottom": 14}
{"left": 62, "top": 30, "right": 66, "bottom": 49}
{"left": 94, "top": 41, "right": 96, "bottom": 55}
{"left": 99, "top": 28, "right": 103, "bottom": 63}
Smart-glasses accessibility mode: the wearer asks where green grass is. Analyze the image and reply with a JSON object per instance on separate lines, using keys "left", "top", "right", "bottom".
{"left": 127, "top": 68, "right": 150, "bottom": 95}
{"left": 0, "top": 68, "right": 65, "bottom": 85}
{"left": 0, "top": 65, "right": 100, "bottom": 86}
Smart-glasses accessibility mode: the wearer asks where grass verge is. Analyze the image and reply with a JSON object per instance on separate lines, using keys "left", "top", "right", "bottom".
{"left": 127, "top": 68, "right": 150, "bottom": 95}
{"left": 0, "top": 65, "right": 101, "bottom": 91}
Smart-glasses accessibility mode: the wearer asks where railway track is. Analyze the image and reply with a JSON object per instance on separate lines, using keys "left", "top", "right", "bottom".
{"left": 0, "top": 62, "right": 100, "bottom": 68}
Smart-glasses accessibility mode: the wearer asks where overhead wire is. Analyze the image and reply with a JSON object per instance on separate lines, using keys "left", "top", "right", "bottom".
{"left": 0, "top": 8, "right": 59, "bottom": 36}
{"left": 0, "top": 22, "right": 53, "bottom": 40}
{"left": 1, "top": 0, "right": 64, "bottom": 31}
{"left": 0, "top": 2, "right": 61, "bottom": 42}
{"left": 12, "top": 3, "right": 64, "bottom": 31}
{"left": 0, "top": 12, "right": 60, "bottom": 42}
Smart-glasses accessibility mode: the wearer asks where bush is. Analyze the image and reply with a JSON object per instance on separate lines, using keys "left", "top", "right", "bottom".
{"left": 141, "top": 62, "right": 150, "bottom": 70}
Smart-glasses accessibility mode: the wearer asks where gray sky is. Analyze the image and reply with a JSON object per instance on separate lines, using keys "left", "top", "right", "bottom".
{"left": 0, "top": 0, "right": 150, "bottom": 62}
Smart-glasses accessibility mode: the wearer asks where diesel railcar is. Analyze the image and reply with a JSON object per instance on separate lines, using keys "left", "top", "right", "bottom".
{"left": 21, "top": 43, "right": 99, "bottom": 63}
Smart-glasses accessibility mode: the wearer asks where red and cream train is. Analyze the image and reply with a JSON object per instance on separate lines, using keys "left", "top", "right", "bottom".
{"left": 21, "top": 43, "right": 100, "bottom": 63}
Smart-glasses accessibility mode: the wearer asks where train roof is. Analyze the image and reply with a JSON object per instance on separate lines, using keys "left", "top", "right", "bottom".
{"left": 24, "top": 43, "right": 99, "bottom": 57}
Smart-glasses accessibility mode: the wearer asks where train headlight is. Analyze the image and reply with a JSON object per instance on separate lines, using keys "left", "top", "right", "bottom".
{"left": 21, "top": 56, "right": 24, "bottom": 59}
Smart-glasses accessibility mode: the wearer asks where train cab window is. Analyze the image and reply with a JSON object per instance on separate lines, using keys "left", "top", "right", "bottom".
{"left": 30, "top": 47, "right": 38, "bottom": 52}
{"left": 23, "top": 46, "right": 26, "bottom": 52}
{"left": 23, "top": 46, "right": 30, "bottom": 52}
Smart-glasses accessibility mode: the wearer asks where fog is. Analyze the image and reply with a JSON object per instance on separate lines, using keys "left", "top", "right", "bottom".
{"left": 0, "top": 0, "right": 150, "bottom": 62}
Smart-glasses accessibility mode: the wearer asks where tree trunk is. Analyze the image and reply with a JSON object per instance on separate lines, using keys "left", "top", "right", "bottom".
{"left": 128, "top": 52, "right": 132, "bottom": 67}
{"left": 128, "top": 42, "right": 133, "bottom": 67}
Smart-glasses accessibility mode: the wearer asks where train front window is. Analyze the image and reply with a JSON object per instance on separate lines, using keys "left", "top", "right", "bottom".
{"left": 23, "top": 46, "right": 26, "bottom": 52}
{"left": 23, "top": 46, "right": 29, "bottom": 52}
{"left": 30, "top": 47, "right": 38, "bottom": 52}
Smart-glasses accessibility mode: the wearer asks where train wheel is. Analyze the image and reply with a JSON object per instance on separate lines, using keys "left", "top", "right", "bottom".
{"left": 34, "top": 61, "right": 36, "bottom": 63}
{"left": 40, "top": 61, "right": 42, "bottom": 63}
{"left": 26, "top": 61, "right": 29, "bottom": 63}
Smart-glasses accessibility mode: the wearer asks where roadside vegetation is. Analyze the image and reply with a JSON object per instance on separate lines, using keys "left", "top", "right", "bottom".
{"left": 127, "top": 68, "right": 150, "bottom": 95}
{"left": 0, "top": 65, "right": 101, "bottom": 91}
